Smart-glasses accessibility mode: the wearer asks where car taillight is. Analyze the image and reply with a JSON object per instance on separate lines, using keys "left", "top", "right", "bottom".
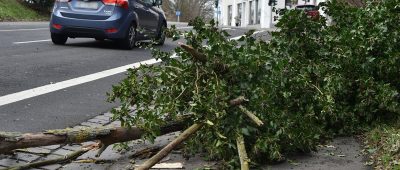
{"left": 106, "top": 28, "right": 118, "bottom": 33}
{"left": 52, "top": 24, "right": 62, "bottom": 30}
{"left": 102, "top": 0, "right": 128, "bottom": 9}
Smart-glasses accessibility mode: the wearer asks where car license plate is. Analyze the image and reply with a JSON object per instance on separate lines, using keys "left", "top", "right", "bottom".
{"left": 75, "top": 1, "right": 99, "bottom": 9}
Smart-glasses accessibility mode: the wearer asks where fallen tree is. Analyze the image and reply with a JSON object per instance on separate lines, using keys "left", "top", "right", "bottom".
{"left": 0, "top": 122, "right": 185, "bottom": 155}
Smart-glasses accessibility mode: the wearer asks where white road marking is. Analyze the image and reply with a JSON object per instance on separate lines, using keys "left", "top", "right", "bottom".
{"left": 0, "top": 28, "right": 48, "bottom": 32}
{"left": 13, "top": 39, "right": 51, "bottom": 44}
{"left": 0, "top": 31, "right": 265, "bottom": 106}
{"left": 0, "top": 57, "right": 164, "bottom": 107}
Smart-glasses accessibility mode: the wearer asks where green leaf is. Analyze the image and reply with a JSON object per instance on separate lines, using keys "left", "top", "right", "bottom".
{"left": 241, "top": 128, "right": 250, "bottom": 136}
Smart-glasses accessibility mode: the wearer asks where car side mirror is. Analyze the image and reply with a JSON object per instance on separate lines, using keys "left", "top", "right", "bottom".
{"left": 153, "top": 0, "right": 162, "bottom": 6}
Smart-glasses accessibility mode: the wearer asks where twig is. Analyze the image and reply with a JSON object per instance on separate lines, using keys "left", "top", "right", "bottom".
{"left": 13, "top": 149, "right": 48, "bottom": 156}
{"left": 135, "top": 123, "right": 203, "bottom": 170}
{"left": 238, "top": 105, "right": 264, "bottom": 126}
{"left": 236, "top": 133, "right": 250, "bottom": 170}
{"left": 73, "top": 159, "right": 116, "bottom": 164}
{"left": 95, "top": 142, "right": 109, "bottom": 157}
{"left": 195, "top": 66, "right": 200, "bottom": 95}
{"left": 130, "top": 145, "right": 165, "bottom": 159}
{"left": 6, "top": 144, "right": 96, "bottom": 170}
{"left": 174, "top": 87, "right": 187, "bottom": 100}
{"left": 164, "top": 66, "right": 184, "bottom": 72}
{"left": 310, "top": 84, "right": 323, "bottom": 95}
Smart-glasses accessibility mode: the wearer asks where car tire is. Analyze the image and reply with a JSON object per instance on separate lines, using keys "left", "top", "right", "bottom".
{"left": 155, "top": 24, "right": 166, "bottom": 46}
{"left": 51, "top": 33, "right": 67, "bottom": 45}
{"left": 119, "top": 23, "right": 137, "bottom": 50}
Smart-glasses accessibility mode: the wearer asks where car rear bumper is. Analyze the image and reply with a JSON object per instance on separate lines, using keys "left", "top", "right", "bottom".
{"left": 50, "top": 10, "right": 131, "bottom": 39}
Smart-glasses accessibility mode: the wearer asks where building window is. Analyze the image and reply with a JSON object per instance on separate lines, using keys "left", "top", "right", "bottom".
{"left": 256, "top": 0, "right": 261, "bottom": 24}
{"left": 249, "top": 1, "right": 254, "bottom": 25}
{"left": 236, "top": 3, "right": 242, "bottom": 26}
{"left": 242, "top": 2, "right": 246, "bottom": 25}
{"left": 228, "top": 5, "right": 232, "bottom": 26}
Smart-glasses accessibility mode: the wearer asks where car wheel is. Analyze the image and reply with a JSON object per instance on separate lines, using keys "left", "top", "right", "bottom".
{"left": 119, "top": 24, "right": 137, "bottom": 50}
{"left": 51, "top": 33, "right": 67, "bottom": 45}
{"left": 155, "top": 24, "right": 166, "bottom": 46}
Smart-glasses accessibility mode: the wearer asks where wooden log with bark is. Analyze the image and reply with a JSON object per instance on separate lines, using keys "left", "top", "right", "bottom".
{"left": 0, "top": 122, "right": 185, "bottom": 155}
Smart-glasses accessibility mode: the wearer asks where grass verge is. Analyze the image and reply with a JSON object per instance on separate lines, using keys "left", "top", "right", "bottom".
{"left": 364, "top": 121, "right": 400, "bottom": 169}
{"left": 0, "top": 0, "right": 48, "bottom": 21}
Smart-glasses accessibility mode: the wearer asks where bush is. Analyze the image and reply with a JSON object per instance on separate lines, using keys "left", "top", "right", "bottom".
{"left": 21, "top": 0, "right": 54, "bottom": 14}
{"left": 108, "top": 0, "right": 400, "bottom": 168}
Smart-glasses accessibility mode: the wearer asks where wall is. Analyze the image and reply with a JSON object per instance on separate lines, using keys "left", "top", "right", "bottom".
{"left": 217, "top": 0, "right": 326, "bottom": 28}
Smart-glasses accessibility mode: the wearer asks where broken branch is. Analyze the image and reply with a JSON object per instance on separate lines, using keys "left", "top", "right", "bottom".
{"left": 130, "top": 145, "right": 165, "bottom": 159}
{"left": 236, "top": 133, "right": 250, "bottom": 170}
{"left": 135, "top": 123, "right": 203, "bottom": 170}
{"left": 0, "top": 122, "right": 185, "bottom": 154}
{"left": 179, "top": 44, "right": 207, "bottom": 63}
{"left": 238, "top": 105, "right": 264, "bottom": 126}
{"left": 230, "top": 96, "right": 247, "bottom": 106}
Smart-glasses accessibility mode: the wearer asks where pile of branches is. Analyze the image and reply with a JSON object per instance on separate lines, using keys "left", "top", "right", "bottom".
{"left": 108, "top": 0, "right": 400, "bottom": 168}
{"left": 1, "top": 0, "right": 399, "bottom": 169}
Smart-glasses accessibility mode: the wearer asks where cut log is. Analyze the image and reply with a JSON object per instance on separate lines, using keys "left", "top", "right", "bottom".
{"left": 0, "top": 122, "right": 185, "bottom": 155}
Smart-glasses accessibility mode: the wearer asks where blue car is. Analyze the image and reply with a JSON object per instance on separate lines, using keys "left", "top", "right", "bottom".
{"left": 50, "top": 0, "right": 167, "bottom": 49}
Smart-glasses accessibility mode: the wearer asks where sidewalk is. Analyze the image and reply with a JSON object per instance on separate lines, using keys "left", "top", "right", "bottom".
{"left": 0, "top": 111, "right": 216, "bottom": 170}
{"left": 0, "top": 109, "right": 372, "bottom": 170}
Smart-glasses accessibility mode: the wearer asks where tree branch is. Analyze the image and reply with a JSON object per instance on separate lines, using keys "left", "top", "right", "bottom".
{"left": 236, "top": 133, "right": 250, "bottom": 170}
{"left": 179, "top": 43, "right": 207, "bottom": 63}
{"left": 239, "top": 105, "right": 264, "bottom": 126}
{"left": 135, "top": 123, "right": 203, "bottom": 170}
{"left": 0, "top": 122, "right": 185, "bottom": 154}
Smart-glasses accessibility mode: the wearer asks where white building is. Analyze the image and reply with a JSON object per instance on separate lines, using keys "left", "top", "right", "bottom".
{"left": 215, "top": 0, "right": 326, "bottom": 29}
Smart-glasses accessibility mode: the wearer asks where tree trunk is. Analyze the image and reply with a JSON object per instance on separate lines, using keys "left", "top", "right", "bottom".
{"left": 0, "top": 122, "right": 185, "bottom": 154}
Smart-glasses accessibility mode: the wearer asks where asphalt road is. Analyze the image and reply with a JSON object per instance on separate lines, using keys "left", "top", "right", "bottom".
{"left": 0, "top": 22, "right": 259, "bottom": 133}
